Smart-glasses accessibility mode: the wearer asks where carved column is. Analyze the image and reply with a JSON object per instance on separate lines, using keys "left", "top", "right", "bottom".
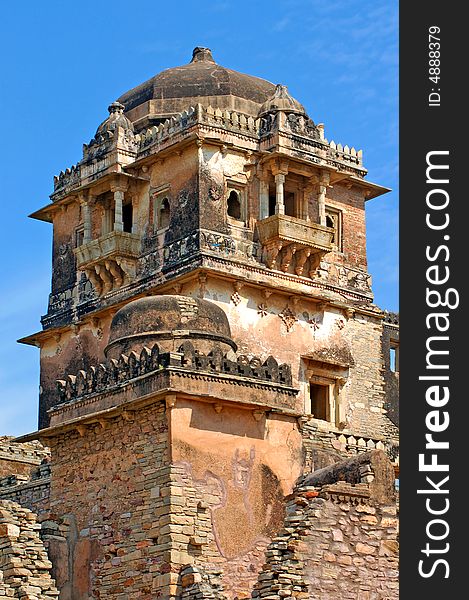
{"left": 259, "top": 177, "right": 269, "bottom": 220}
{"left": 271, "top": 160, "right": 289, "bottom": 216}
{"left": 298, "top": 182, "right": 308, "bottom": 221}
{"left": 81, "top": 195, "right": 92, "bottom": 244}
{"left": 274, "top": 173, "right": 286, "bottom": 215}
{"left": 303, "top": 176, "right": 317, "bottom": 223}
{"left": 318, "top": 170, "right": 330, "bottom": 226}
{"left": 112, "top": 186, "right": 125, "bottom": 232}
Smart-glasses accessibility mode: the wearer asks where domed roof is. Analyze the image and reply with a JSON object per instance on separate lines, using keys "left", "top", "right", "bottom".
{"left": 105, "top": 295, "right": 236, "bottom": 359}
{"left": 117, "top": 47, "right": 288, "bottom": 124}
{"left": 95, "top": 102, "right": 134, "bottom": 137}
{"left": 259, "top": 84, "right": 306, "bottom": 116}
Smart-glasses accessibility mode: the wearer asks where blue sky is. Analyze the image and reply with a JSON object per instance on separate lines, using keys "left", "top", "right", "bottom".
{"left": 0, "top": 0, "right": 398, "bottom": 435}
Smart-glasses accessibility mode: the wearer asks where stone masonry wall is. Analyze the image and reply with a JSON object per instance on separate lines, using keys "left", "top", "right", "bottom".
{"left": 251, "top": 451, "right": 398, "bottom": 600}
{"left": 162, "top": 462, "right": 273, "bottom": 600}
{"left": 167, "top": 401, "right": 302, "bottom": 600}
{"left": 0, "top": 437, "right": 50, "bottom": 479}
{"left": 0, "top": 499, "right": 59, "bottom": 599}
{"left": 45, "top": 401, "right": 169, "bottom": 599}
{"left": 0, "top": 462, "right": 51, "bottom": 521}
{"left": 381, "top": 314, "right": 399, "bottom": 428}
{"left": 344, "top": 315, "right": 398, "bottom": 439}
{"left": 300, "top": 418, "right": 397, "bottom": 476}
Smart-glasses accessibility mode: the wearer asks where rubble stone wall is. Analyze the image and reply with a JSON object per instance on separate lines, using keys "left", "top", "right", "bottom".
{"left": 0, "top": 468, "right": 51, "bottom": 521}
{"left": 0, "top": 499, "right": 59, "bottom": 599}
{"left": 252, "top": 451, "right": 398, "bottom": 600}
{"left": 0, "top": 437, "right": 50, "bottom": 478}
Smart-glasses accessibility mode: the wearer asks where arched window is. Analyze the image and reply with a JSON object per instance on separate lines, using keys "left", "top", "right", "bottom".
{"left": 159, "top": 198, "right": 170, "bottom": 229}
{"left": 227, "top": 190, "right": 241, "bottom": 220}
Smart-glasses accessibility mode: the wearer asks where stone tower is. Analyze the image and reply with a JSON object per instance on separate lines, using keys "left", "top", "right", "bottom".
{"left": 13, "top": 47, "right": 399, "bottom": 599}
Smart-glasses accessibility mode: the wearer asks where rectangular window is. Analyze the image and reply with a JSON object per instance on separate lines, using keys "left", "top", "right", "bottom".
{"left": 268, "top": 193, "right": 276, "bottom": 217}
{"left": 309, "top": 383, "right": 330, "bottom": 421}
{"left": 123, "top": 203, "right": 133, "bottom": 233}
{"left": 325, "top": 206, "right": 343, "bottom": 251}
{"left": 284, "top": 191, "right": 296, "bottom": 217}
{"left": 75, "top": 226, "right": 84, "bottom": 247}
{"left": 390, "top": 344, "right": 399, "bottom": 372}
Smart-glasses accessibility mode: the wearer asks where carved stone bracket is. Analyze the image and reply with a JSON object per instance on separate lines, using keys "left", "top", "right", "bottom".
{"left": 263, "top": 241, "right": 284, "bottom": 269}
{"left": 281, "top": 243, "right": 298, "bottom": 272}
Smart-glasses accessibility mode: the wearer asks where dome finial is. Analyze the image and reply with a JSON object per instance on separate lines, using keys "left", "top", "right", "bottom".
{"left": 108, "top": 101, "right": 125, "bottom": 115}
{"left": 191, "top": 47, "right": 215, "bottom": 63}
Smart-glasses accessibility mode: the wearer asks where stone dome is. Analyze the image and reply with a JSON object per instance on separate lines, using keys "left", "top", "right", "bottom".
{"left": 95, "top": 102, "right": 134, "bottom": 137}
{"left": 259, "top": 84, "right": 306, "bottom": 116}
{"left": 116, "top": 47, "right": 303, "bottom": 127}
{"left": 105, "top": 295, "right": 236, "bottom": 359}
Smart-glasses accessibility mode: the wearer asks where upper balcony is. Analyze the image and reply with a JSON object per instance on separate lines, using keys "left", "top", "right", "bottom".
{"left": 74, "top": 230, "right": 141, "bottom": 296}
{"left": 257, "top": 214, "right": 333, "bottom": 277}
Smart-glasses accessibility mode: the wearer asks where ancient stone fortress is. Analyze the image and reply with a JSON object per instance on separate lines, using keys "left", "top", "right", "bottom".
{"left": 0, "top": 48, "right": 399, "bottom": 599}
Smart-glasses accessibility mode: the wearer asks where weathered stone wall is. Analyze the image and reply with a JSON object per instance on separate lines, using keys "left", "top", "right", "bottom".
{"left": 149, "top": 146, "right": 199, "bottom": 245}
{"left": 51, "top": 202, "right": 80, "bottom": 295}
{"left": 0, "top": 463, "right": 51, "bottom": 521}
{"left": 0, "top": 437, "right": 50, "bottom": 478}
{"left": 382, "top": 314, "right": 399, "bottom": 428}
{"left": 180, "top": 278, "right": 396, "bottom": 442}
{"left": 39, "top": 318, "right": 112, "bottom": 428}
{"left": 0, "top": 499, "right": 59, "bottom": 599}
{"left": 45, "top": 401, "right": 169, "bottom": 599}
{"left": 252, "top": 451, "right": 398, "bottom": 600}
{"left": 300, "top": 418, "right": 398, "bottom": 476}
{"left": 344, "top": 314, "right": 398, "bottom": 439}
{"left": 324, "top": 184, "right": 368, "bottom": 270}
{"left": 168, "top": 399, "right": 302, "bottom": 599}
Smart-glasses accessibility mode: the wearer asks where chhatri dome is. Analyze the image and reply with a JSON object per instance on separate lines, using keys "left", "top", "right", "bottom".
{"left": 116, "top": 46, "right": 306, "bottom": 130}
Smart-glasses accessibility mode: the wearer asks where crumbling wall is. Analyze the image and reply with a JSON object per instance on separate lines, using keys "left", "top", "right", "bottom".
{"left": 251, "top": 451, "right": 398, "bottom": 600}
{"left": 0, "top": 437, "right": 50, "bottom": 478}
{"left": 0, "top": 499, "right": 59, "bottom": 599}
{"left": 0, "top": 462, "right": 51, "bottom": 520}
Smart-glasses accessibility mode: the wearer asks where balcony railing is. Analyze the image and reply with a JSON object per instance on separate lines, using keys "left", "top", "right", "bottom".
{"left": 74, "top": 231, "right": 141, "bottom": 296}
{"left": 257, "top": 214, "right": 333, "bottom": 277}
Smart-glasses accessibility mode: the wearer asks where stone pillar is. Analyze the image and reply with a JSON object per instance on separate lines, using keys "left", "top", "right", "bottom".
{"left": 82, "top": 199, "right": 92, "bottom": 244}
{"left": 298, "top": 183, "right": 308, "bottom": 221}
{"left": 113, "top": 188, "right": 124, "bottom": 232}
{"left": 274, "top": 173, "right": 286, "bottom": 215}
{"left": 259, "top": 178, "right": 269, "bottom": 220}
{"left": 318, "top": 171, "right": 330, "bottom": 226}
{"left": 317, "top": 123, "right": 325, "bottom": 140}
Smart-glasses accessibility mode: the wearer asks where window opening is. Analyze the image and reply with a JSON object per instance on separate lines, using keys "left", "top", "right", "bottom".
{"left": 227, "top": 190, "right": 241, "bottom": 220}
{"left": 123, "top": 203, "right": 133, "bottom": 233}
